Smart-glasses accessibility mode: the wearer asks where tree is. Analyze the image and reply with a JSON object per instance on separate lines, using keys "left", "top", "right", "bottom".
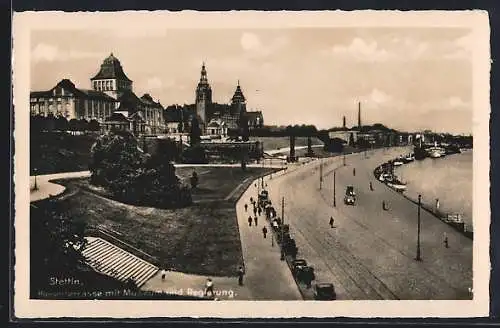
{"left": 89, "top": 130, "right": 191, "bottom": 208}
{"left": 45, "top": 114, "right": 56, "bottom": 132}
{"left": 189, "top": 116, "right": 201, "bottom": 145}
{"left": 30, "top": 200, "right": 87, "bottom": 294}
{"left": 55, "top": 116, "right": 68, "bottom": 132}
{"left": 190, "top": 171, "right": 199, "bottom": 189}
{"left": 77, "top": 118, "right": 89, "bottom": 132}
{"left": 89, "top": 119, "right": 100, "bottom": 132}
{"left": 69, "top": 118, "right": 79, "bottom": 135}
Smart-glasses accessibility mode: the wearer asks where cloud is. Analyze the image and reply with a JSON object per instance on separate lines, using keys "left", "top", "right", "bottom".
{"left": 448, "top": 96, "right": 469, "bottom": 108}
{"left": 442, "top": 33, "right": 473, "bottom": 60}
{"left": 32, "top": 43, "right": 105, "bottom": 62}
{"left": 240, "top": 33, "right": 289, "bottom": 58}
{"left": 144, "top": 77, "right": 164, "bottom": 90}
{"left": 368, "top": 88, "right": 392, "bottom": 104}
{"left": 240, "top": 32, "right": 262, "bottom": 51}
{"left": 330, "top": 38, "right": 393, "bottom": 62}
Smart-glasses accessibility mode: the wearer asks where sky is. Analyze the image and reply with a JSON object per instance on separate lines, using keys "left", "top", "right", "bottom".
{"left": 30, "top": 27, "right": 473, "bottom": 134}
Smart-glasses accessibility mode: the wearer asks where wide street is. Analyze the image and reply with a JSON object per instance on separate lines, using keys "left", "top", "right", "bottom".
{"left": 265, "top": 147, "right": 473, "bottom": 300}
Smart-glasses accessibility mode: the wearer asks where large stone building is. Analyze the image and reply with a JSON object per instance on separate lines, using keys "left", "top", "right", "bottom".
{"left": 30, "top": 79, "right": 117, "bottom": 121}
{"left": 165, "top": 63, "right": 264, "bottom": 136}
{"left": 30, "top": 53, "right": 166, "bottom": 135}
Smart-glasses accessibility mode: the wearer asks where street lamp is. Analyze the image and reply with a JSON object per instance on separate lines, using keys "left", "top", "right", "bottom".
{"left": 343, "top": 154, "right": 346, "bottom": 166}
{"left": 319, "top": 160, "right": 323, "bottom": 190}
{"left": 416, "top": 194, "right": 422, "bottom": 261}
{"left": 280, "top": 196, "right": 285, "bottom": 261}
{"left": 333, "top": 169, "right": 336, "bottom": 207}
{"left": 33, "top": 167, "right": 38, "bottom": 191}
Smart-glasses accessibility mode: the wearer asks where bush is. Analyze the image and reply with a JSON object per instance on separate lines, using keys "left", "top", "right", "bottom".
{"left": 181, "top": 144, "right": 208, "bottom": 164}
{"left": 89, "top": 130, "right": 191, "bottom": 208}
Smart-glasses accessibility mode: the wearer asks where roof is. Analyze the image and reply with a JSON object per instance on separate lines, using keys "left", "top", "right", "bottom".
{"left": 104, "top": 112, "right": 130, "bottom": 123}
{"left": 231, "top": 81, "right": 246, "bottom": 103}
{"left": 90, "top": 53, "right": 133, "bottom": 82}
{"left": 79, "top": 89, "right": 117, "bottom": 101}
{"left": 30, "top": 91, "right": 51, "bottom": 98}
{"left": 30, "top": 79, "right": 117, "bottom": 102}
{"left": 246, "top": 111, "right": 263, "bottom": 120}
{"left": 140, "top": 93, "right": 163, "bottom": 109}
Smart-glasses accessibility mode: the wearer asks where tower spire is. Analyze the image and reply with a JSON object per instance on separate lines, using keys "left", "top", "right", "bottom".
{"left": 200, "top": 62, "right": 207, "bottom": 82}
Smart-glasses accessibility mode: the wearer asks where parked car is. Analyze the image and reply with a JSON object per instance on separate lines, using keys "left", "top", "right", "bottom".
{"left": 292, "top": 259, "right": 307, "bottom": 276}
{"left": 344, "top": 185, "right": 356, "bottom": 205}
{"left": 313, "top": 283, "right": 336, "bottom": 300}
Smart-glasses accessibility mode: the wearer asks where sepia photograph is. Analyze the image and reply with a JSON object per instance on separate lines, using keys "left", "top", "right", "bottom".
{"left": 13, "top": 10, "right": 490, "bottom": 318}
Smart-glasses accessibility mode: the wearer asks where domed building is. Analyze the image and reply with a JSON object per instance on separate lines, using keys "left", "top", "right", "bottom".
{"left": 30, "top": 53, "right": 166, "bottom": 136}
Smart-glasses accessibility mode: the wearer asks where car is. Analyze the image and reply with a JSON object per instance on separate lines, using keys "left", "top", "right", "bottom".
{"left": 344, "top": 185, "right": 356, "bottom": 205}
{"left": 292, "top": 259, "right": 307, "bottom": 275}
{"left": 314, "top": 283, "right": 337, "bottom": 300}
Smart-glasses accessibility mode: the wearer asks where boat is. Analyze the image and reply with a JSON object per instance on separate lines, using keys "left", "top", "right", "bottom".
{"left": 387, "top": 181, "right": 407, "bottom": 191}
{"left": 427, "top": 147, "right": 442, "bottom": 158}
{"left": 403, "top": 153, "right": 415, "bottom": 162}
{"left": 427, "top": 141, "right": 446, "bottom": 158}
{"left": 393, "top": 160, "right": 404, "bottom": 166}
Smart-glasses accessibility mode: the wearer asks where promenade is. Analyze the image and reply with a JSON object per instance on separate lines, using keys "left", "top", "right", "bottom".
{"left": 30, "top": 162, "right": 302, "bottom": 300}
{"left": 263, "top": 147, "right": 473, "bottom": 300}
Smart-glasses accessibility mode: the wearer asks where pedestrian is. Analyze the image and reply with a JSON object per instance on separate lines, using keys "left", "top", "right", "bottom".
{"left": 262, "top": 226, "right": 268, "bottom": 238}
{"left": 250, "top": 197, "right": 254, "bottom": 204}
{"left": 382, "top": 200, "right": 387, "bottom": 211}
{"left": 443, "top": 232, "right": 449, "bottom": 248}
{"left": 353, "top": 168, "right": 356, "bottom": 176}
{"left": 248, "top": 216, "right": 252, "bottom": 227}
{"left": 329, "top": 217, "right": 334, "bottom": 228}
{"left": 244, "top": 203, "right": 248, "bottom": 212}
{"left": 435, "top": 198, "right": 440, "bottom": 213}
{"left": 204, "top": 278, "right": 214, "bottom": 297}
{"left": 237, "top": 266, "right": 245, "bottom": 286}
{"left": 161, "top": 269, "right": 166, "bottom": 281}
{"left": 258, "top": 207, "right": 262, "bottom": 216}
{"left": 369, "top": 181, "right": 373, "bottom": 191}
{"left": 253, "top": 206, "right": 257, "bottom": 216}
{"left": 254, "top": 216, "right": 258, "bottom": 226}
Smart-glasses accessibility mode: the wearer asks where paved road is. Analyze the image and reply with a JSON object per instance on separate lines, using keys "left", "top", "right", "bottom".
{"left": 29, "top": 161, "right": 286, "bottom": 203}
{"left": 264, "top": 145, "right": 323, "bottom": 156}
{"left": 265, "top": 147, "right": 473, "bottom": 300}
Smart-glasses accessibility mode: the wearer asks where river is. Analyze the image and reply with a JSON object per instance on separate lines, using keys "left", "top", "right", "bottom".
{"left": 395, "top": 150, "right": 473, "bottom": 231}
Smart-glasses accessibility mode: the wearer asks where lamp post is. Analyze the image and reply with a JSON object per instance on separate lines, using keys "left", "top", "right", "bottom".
{"left": 333, "top": 169, "right": 336, "bottom": 207}
{"left": 33, "top": 167, "right": 38, "bottom": 191}
{"left": 416, "top": 194, "right": 422, "bottom": 261}
{"left": 319, "top": 160, "right": 323, "bottom": 190}
{"left": 343, "top": 154, "right": 346, "bottom": 166}
{"left": 280, "top": 196, "right": 285, "bottom": 261}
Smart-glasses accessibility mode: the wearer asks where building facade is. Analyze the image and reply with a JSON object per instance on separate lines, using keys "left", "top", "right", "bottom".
{"left": 165, "top": 63, "right": 264, "bottom": 136}
{"left": 30, "top": 79, "right": 117, "bottom": 122}
{"left": 90, "top": 53, "right": 165, "bottom": 135}
{"left": 30, "top": 53, "right": 166, "bottom": 136}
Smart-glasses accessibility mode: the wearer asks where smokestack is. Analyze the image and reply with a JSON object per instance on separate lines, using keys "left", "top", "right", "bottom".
{"left": 358, "top": 101, "right": 361, "bottom": 128}
{"left": 342, "top": 116, "right": 346, "bottom": 129}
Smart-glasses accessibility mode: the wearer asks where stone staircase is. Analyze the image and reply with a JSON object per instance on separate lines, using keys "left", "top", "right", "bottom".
{"left": 81, "top": 237, "right": 159, "bottom": 288}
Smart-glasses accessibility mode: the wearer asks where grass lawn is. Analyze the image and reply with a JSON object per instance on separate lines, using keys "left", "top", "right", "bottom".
{"left": 50, "top": 167, "right": 279, "bottom": 277}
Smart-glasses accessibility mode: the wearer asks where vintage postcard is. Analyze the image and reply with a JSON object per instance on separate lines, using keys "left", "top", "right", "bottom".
{"left": 12, "top": 10, "right": 490, "bottom": 318}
